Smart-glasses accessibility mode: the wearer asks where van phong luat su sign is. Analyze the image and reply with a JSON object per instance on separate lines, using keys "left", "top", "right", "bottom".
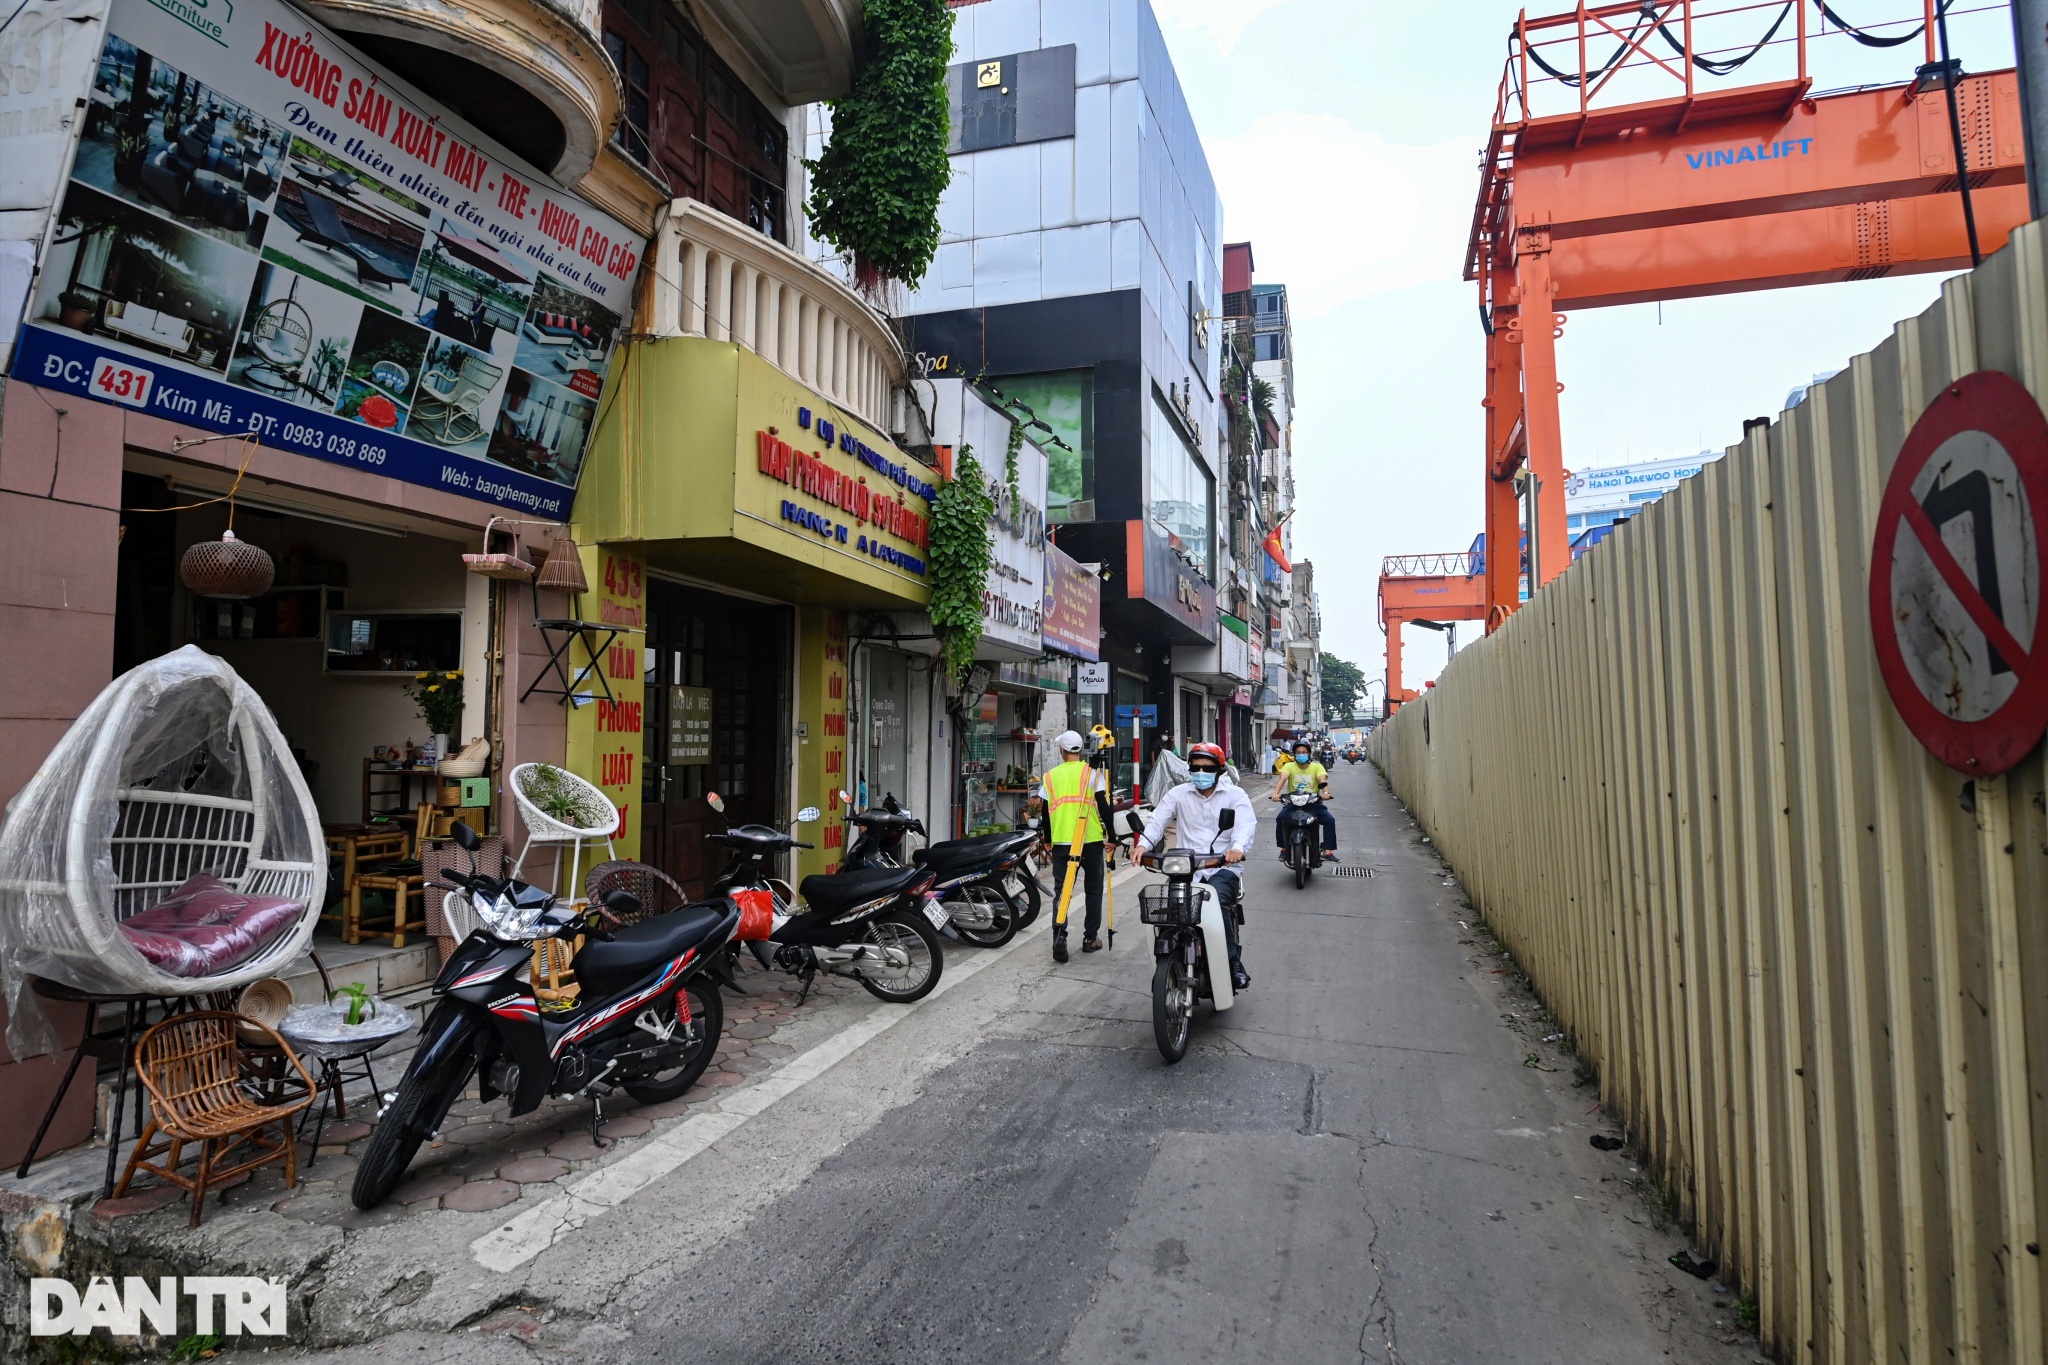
{"left": 9, "top": 0, "right": 645, "bottom": 517}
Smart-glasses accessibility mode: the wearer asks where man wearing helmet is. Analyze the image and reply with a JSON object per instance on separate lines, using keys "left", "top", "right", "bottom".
{"left": 1038, "top": 729, "right": 1113, "bottom": 962}
{"left": 1134, "top": 743, "right": 1257, "bottom": 991}
{"left": 1270, "top": 737, "right": 1338, "bottom": 862}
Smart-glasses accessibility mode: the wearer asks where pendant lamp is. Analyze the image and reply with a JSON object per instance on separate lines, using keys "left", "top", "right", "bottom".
{"left": 535, "top": 534, "right": 589, "bottom": 594}
{"left": 180, "top": 530, "right": 275, "bottom": 599}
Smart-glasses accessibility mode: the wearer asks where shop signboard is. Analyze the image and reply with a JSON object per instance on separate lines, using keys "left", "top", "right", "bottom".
{"left": 1128, "top": 521, "right": 1216, "bottom": 642}
{"left": 1076, "top": 660, "right": 1108, "bottom": 694}
{"left": 9, "top": 0, "right": 644, "bottom": 519}
{"left": 1042, "top": 541, "right": 1101, "bottom": 660}
{"left": 978, "top": 401, "right": 1048, "bottom": 657}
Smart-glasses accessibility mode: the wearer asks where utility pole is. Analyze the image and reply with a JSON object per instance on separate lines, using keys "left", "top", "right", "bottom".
{"left": 2016, "top": 0, "right": 2048, "bottom": 220}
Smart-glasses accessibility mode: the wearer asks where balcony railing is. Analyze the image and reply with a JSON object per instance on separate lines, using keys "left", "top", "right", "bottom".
{"left": 648, "top": 199, "right": 902, "bottom": 433}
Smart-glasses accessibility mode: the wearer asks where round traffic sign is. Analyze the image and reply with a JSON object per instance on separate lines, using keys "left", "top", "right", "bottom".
{"left": 1869, "top": 370, "right": 2048, "bottom": 775}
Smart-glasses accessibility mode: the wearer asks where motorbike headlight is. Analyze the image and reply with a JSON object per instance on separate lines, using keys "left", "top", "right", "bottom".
{"left": 478, "top": 892, "right": 542, "bottom": 938}
{"left": 1160, "top": 854, "right": 1193, "bottom": 877}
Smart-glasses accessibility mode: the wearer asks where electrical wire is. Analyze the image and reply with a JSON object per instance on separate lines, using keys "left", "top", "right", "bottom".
{"left": 1657, "top": 2, "right": 1796, "bottom": 76}
{"left": 1813, "top": 0, "right": 1945, "bottom": 48}
{"left": 1936, "top": 2, "right": 1983, "bottom": 266}
{"left": 1524, "top": 9, "right": 1655, "bottom": 86}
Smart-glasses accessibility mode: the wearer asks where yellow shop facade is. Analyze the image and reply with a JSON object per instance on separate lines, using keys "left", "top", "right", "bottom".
{"left": 558, "top": 236, "right": 933, "bottom": 896}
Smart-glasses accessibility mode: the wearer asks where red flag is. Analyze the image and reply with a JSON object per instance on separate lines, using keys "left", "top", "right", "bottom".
{"left": 1263, "top": 514, "right": 1294, "bottom": 574}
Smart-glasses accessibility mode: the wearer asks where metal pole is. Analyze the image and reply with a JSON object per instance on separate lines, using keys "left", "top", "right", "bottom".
{"left": 2015, "top": 0, "right": 2048, "bottom": 220}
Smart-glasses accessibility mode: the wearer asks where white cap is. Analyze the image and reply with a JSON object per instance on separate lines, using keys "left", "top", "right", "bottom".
{"left": 1055, "top": 729, "right": 1085, "bottom": 753}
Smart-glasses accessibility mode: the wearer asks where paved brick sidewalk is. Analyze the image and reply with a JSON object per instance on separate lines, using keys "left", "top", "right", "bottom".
{"left": 95, "top": 964, "right": 861, "bottom": 1232}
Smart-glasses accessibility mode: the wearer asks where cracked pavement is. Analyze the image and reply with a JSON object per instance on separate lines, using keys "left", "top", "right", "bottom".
{"left": 259, "top": 762, "right": 1762, "bottom": 1363}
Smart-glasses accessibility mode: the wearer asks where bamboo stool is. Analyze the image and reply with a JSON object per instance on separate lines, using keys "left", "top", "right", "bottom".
{"left": 114, "top": 1011, "right": 315, "bottom": 1226}
{"left": 344, "top": 805, "right": 432, "bottom": 946}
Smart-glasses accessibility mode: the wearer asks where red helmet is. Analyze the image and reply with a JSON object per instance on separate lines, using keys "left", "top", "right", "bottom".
{"left": 1186, "top": 742, "right": 1227, "bottom": 770}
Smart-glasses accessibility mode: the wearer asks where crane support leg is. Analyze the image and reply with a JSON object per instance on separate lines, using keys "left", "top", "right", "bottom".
{"left": 1515, "top": 232, "right": 1572, "bottom": 593}
{"left": 1483, "top": 266, "right": 1526, "bottom": 627}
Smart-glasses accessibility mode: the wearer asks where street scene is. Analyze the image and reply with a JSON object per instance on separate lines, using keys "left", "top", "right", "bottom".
{"left": 0, "top": 1, "right": 2044, "bottom": 1363}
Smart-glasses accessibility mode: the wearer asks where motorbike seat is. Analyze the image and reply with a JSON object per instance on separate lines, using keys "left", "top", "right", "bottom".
{"left": 910, "top": 830, "right": 1032, "bottom": 866}
{"left": 797, "top": 865, "right": 925, "bottom": 915}
{"left": 574, "top": 903, "right": 734, "bottom": 983}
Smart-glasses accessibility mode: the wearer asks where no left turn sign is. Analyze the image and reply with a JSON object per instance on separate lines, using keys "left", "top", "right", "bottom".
{"left": 1869, "top": 370, "right": 2048, "bottom": 775}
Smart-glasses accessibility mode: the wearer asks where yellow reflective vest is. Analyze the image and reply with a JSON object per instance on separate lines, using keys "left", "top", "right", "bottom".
{"left": 1041, "top": 759, "right": 1105, "bottom": 846}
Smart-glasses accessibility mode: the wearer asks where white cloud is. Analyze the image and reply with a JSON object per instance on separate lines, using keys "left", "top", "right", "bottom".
{"left": 1205, "top": 113, "right": 1473, "bottom": 319}
{"left": 1150, "top": 0, "right": 1291, "bottom": 55}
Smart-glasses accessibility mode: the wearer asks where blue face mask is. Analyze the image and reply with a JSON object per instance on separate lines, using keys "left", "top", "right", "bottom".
{"left": 1190, "top": 771, "right": 1217, "bottom": 791}
{"left": 1294, "top": 751, "right": 1311, "bottom": 765}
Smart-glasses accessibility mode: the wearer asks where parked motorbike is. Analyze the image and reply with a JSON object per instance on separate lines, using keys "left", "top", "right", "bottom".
{"left": 1138, "top": 808, "right": 1240, "bottom": 1064}
{"left": 1275, "top": 791, "right": 1324, "bottom": 889}
{"left": 705, "top": 793, "right": 947, "bottom": 1004}
{"left": 835, "top": 792, "right": 1041, "bottom": 946}
{"left": 352, "top": 822, "right": 736, "bottom": 1209}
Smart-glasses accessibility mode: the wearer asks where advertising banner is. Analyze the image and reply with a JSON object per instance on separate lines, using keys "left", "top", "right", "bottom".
{"left": 1042, "top": 541, "right": 1100, "bottom": 661}
{"left": 8, "top": 0, "right": 644, "bottom": 518}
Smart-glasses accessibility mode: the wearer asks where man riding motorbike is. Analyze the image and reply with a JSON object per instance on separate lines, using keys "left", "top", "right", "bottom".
{"left": 1134, "top": 743, "right": 1257, "bottom": 991}
{"left": 1270, "top": 738, "right": 1338, "bottom": 863}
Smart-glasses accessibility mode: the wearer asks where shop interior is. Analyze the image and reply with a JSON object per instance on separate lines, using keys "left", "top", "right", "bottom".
{"left": 116, "top": 467, "right": 489, "bottom": 989}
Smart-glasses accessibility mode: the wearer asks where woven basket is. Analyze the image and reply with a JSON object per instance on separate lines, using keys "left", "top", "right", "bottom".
{"left": 437, "top": 737, "right": 490, "bottom": 778}
{"left": 462, "top": 551, "right": 534, "bottom": 580}
{"left": 180, "top": 532, "right": 275, "bottom": 599}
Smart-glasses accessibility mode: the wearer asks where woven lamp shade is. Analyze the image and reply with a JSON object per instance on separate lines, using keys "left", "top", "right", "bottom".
{"left": 535, "top": 535, "right": 588, "bottom": 593}
{"left": 180, "top": 530, "right": 275, "bottom": 599}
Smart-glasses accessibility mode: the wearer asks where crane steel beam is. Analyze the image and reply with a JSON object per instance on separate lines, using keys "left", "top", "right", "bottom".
{"left": 1381, "top": 561, "right": 1489, "bottom": 710}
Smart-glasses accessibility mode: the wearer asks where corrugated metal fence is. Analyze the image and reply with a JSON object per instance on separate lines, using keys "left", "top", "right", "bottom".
{"left": 1372, "top": 224, "right": 2048, "bottom": 1363}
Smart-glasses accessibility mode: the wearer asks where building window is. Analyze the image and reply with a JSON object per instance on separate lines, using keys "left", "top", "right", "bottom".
{"left": 991, "top": 370, "right": 1093, "bottom": 521}
{"left": 1150, "top": 396, "right": 1212, "bottom": 577}
{"left": 605, "top": 31, "right": 652, "bottom": 166}
{"left": 1254, "top": 332, "right": 1285, "bottom": 362}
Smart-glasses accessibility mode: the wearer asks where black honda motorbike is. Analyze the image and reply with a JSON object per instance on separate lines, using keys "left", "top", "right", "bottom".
{"left": 705, "top": 794, "right": 947, "bottom": 1004}
{"left": 1275, "top": 791, "right": 1325, "bottom": 889}
{"left": 835, "top": 792, "right": 1042, "bottom": 947}
{"left": 352, "top": 822, "right": 736, "bottom": 1209}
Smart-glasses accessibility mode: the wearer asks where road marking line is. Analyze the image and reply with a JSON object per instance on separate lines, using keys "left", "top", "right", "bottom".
{"left": 469, "top": 877, "right": 1136, "bottom": 1274}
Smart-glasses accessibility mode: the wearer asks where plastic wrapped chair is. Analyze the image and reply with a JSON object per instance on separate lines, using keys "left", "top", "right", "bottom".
{"left": 0, "top": 647, "right": 325, "bottom": 1058}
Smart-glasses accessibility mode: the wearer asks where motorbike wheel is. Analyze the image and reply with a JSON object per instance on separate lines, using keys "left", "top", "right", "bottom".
{"left": 1153, "top": 958, "right": 1192, "bottom": 1063}
{"left": 351, "top": 1041, "right": 476, "bottom": 1209}
{"left": 949, "top": 880, "right": 1019, "bottom": 948}
{"left": 855, "top": 910, "right": 944, "bottom": 1003}
{"left": 1003, "top": 868, "right": 1043, "bottom": 928}
{"left": 623, "top": 978, "right": 725, "bottom": 1103}
{"left": 1294, "top": 843, "right": 1310, "bottom": 890}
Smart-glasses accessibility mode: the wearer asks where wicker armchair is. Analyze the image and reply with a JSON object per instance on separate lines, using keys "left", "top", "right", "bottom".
{"left": 584, "top": 859, "right": 688, "bottom": 925}
{"left": 114, "top": 1011, "right": 315, "bottom": 1226}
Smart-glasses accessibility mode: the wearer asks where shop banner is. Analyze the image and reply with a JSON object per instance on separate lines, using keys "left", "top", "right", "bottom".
{"left": 1042, "top": 541, "right": 1100, "bottom": 661}
{"left": 9, "top": 0, "right": 644, "bottom": 519}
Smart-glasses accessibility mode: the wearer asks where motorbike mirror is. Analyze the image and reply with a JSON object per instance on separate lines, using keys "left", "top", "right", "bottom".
{"left": 603, "top": 888, "right": 642, "bottom": 918}
{"left": 706, "top": 792, "right": 725, "bottom": 813}
{"left": 451, "top": 820, "right": 481, "bottom": 851}
{"left": 796, "top": 806, "right": 821, "bottom": 824}
{"left": 884, "top": 793, "right": 901, "bottom": 813}
{"left": 837, "top": 790, "right": 852, "bottom": 807}
{"left": 1217, "top": 808, "right": 1236, "bottom": 831}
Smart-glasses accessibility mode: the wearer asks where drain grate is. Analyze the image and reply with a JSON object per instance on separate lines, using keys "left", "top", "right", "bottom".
{"left": 1332, "top": 865, "right": 1378, "bottom": 878}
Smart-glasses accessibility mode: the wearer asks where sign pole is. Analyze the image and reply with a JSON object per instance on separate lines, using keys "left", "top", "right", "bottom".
{"left": 2015, "top": 0, "right": 2048, "bottom": 220}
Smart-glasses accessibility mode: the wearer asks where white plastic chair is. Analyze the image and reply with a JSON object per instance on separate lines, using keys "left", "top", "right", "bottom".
{"left": 507, "top": 762, "right": 616, "bottom": 900}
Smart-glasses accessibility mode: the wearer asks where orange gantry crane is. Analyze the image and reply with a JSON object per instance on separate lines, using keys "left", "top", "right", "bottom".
{"left": 1471, "top": 0, "right": 2029, "bottom": 628}
{"left": 1381, "top": 554, "right": 1491, "bottom": 710}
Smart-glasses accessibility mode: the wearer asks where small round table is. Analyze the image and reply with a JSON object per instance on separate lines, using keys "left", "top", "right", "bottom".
{"left": 277, "top": 1003, "right": 414, "bottom": 1164}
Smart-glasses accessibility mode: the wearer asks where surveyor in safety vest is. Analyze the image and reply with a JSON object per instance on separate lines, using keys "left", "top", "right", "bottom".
{"left": 1038, "top": 729, "right": 1114, "bottom": 963}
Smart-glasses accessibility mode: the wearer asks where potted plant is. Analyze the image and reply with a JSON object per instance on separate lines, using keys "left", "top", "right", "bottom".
{"left": 57, "top": 291, "right": 95, "bottom": 329}
{"left": 113, "top": 130, "right": 151, "bottom": 187}
{"left": 403, "top": 668, "right": 464, "bottom": 758}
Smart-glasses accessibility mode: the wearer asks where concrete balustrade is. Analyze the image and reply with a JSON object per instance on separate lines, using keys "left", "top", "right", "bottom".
{"left": 651, "top": 200, "right": 902, "bottom": 432}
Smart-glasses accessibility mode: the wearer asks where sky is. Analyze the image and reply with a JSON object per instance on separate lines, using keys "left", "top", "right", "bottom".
{"left": 1147, "top": 0, "right": 2019, "bottom": 700}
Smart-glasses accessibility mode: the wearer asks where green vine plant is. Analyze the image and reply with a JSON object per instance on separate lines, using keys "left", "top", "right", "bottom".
{"left": 929, "top": 441, "right": 996, "bottom": 687}
{"left": 806, "top": 0, "right": 954, "bottom": 296}
{"left": 1002, "top": 412, "right": 1023, "bottom": 503}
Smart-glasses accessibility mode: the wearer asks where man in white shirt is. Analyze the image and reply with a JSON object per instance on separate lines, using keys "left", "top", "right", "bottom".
{"left": 1134, "top": 743, "right": 1258, "bottom": 990}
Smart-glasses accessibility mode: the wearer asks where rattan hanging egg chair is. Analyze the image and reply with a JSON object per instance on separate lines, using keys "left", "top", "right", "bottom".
{"left": 0, "top": 647, "right": 325, "bottom": 1057}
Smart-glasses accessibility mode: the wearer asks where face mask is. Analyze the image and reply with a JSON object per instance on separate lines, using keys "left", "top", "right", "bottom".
{"left": 1294, "top": 752, "right": 1310, "bottom": 764}
{"left": 1190, "top": 771, "right": 1217, "bottom": 791}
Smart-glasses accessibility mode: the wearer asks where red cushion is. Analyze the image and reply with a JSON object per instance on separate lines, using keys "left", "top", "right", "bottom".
{"left": 120, "top": 873, "right": 302, "bottom": 977}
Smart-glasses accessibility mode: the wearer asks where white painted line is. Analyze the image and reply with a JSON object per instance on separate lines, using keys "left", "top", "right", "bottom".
{"left": 470, "top": 878, "right": 1140, "bottom": 1274}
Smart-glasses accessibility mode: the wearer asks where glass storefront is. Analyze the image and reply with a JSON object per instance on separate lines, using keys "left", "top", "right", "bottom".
{"left": 1149, "top": 395, "right": 1212, "bottom": 574}
{"left": 862, "top": 648, "right": 911, "bottom": 809}
{"left": 993, "top": 370, "right": 1093, "bottom": 522}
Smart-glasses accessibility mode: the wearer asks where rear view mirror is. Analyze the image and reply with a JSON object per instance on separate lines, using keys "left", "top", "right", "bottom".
{"left": 1217, "top": 809, "right": 1236, "bottom": 831}
{"left": 796, "top": 806, "right": 821, "bottom": 823}
{"left": 837, "top": 790, "right": 852, "bottom": 807}
{"left": 452, "top": 821, "right": 481, "bottom": 851}
{"left": 706, "top": 792, "right": 725, "bottom": 813}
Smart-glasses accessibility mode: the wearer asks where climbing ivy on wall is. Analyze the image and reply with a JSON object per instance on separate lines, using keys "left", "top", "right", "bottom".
{"left": 1003, "top": 414, "right": 1023, "bottom": 503}
{"left": 806, "top": 0, "right": 954, "bottom": 295}
{"left": 929, "top": 442, "right": 996, "bottom": 687}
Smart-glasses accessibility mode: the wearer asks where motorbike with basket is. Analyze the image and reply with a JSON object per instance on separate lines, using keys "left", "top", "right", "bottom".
{"left": 1137, "top": 807, "right": 1240, "bottom": 1063}
{"left": 1275, "top": 791, "right": 1324, "bottom": 889}
{"left": 352, "top": 821, "right": 737, "bottom": 1209}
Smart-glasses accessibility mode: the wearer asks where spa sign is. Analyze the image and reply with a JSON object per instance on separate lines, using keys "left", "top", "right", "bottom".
{"left": 9, "top": 0, "right": 645, "bottom": 517}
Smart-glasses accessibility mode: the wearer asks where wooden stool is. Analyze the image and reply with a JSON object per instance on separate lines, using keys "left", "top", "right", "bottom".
{"left": 347, "top": 867, "right": 423, "bottom": 946}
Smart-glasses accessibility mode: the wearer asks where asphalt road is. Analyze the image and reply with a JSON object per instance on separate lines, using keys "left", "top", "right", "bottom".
{"left": 297, "top": 761, "right": 1762, "bottom": 1363}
